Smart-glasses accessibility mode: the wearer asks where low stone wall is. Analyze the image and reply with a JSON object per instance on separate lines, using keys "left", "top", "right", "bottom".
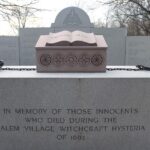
{"left": 126, "top": 36, "right": 150, "bottom": 66}
{"left": 0, "top": 36, "right": 19, "bottom": 65}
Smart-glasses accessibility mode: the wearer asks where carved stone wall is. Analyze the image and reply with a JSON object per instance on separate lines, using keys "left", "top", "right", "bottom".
{"left": 51, "top": 7, "right": 94, "bottom": 32}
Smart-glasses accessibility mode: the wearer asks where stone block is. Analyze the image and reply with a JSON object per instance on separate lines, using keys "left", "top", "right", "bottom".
{"left": 126, "top": 36, "right": 150, "bottom": 66}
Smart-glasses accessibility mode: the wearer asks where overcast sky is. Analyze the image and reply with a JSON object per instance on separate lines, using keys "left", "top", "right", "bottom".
{"left": 0, "top": 0, "right": 109, "bottom": 35}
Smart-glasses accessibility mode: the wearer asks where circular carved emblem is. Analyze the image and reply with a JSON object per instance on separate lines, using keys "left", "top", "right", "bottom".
{"left": 91, "top": 54, "right": 103, "bottom": 66}
{"left": 52, "top": 54, "right": 64, "bottom": 67}
{"left": 78, "top": 54, "right": 90, "bottom": 67}
{"left": 65, "top": 54, "right": 77, "bottom": 66}
{"left": 40, "top": 54, "right": 51, "bottom": 66}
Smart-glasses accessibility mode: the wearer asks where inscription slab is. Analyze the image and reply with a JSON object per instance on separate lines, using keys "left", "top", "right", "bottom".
{"left": 0, "top": 77, "right": 150, "bottom": 150}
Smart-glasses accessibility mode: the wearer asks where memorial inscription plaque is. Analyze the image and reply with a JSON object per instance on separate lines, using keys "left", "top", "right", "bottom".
{"left": 35, "top": 30, "right": 107, "bottom": 72}
{"left": 0, "top": 78, "right": 149, "bottom": 150}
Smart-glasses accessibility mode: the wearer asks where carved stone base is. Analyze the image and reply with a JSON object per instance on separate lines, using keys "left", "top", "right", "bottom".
{"left": 36, "top": 48, "right": 106, "bottom": 72}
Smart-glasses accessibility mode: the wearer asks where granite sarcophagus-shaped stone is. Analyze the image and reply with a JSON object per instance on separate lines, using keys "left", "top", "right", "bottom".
{"left": 35, "top": 31, "right": 108, "bottom": 72}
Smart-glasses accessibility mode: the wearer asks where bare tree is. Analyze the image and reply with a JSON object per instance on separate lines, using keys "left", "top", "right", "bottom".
{"left": 98, "top": 0, "right": 150, "bottom": 35}
{"left": 93, "top": 9, "right": 112, "bottom": 28}
{"left": 94, "top": 19, "right": 106, "bottom": 27}
{"left": 0, "top": 0, "right": 40, "bottom": 33}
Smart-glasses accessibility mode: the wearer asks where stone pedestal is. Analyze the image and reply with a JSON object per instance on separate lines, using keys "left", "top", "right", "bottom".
{"left": 0, "top": 68, "right": 149, "bottom": 150}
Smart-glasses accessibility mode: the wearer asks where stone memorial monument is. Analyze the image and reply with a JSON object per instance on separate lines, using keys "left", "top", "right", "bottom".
{"left": 0, "top": 6, "right": 150, "bottom": 150}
